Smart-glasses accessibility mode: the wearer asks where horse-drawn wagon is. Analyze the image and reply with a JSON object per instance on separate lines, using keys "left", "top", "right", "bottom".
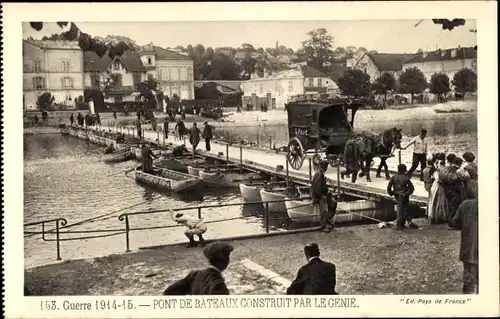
{"left": 285, "top": 96, "right": 363, "bottom": 171}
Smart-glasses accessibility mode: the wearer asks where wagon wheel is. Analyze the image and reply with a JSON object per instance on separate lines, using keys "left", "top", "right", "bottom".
{"left": 312, "top": 153, "right": 323, "bottom": 171}
{"left": 287, "top": 137, "right": 305, "bottom": 170}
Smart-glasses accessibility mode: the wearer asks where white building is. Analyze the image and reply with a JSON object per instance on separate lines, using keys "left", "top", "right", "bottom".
{"left": 353, "top": 52, "right": 416, "bottom": 82}
{"left": 23, "top": 39, "right": 84, "bottom": 109}
{"left": 240, "top": 65, "right": 338, "bottom": 109}
{"left": 139, "top": 44, "right": 195, "bottom": 100}
{"left": 83, "top": 50, "right": 147, "bottom": 103}
{"left": 402, "top": 46, "right": 477, "bottom": 82}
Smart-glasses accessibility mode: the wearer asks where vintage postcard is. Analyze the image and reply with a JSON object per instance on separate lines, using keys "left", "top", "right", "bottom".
{"left": 3, "top": 1, "right": 499, "bottom": 318}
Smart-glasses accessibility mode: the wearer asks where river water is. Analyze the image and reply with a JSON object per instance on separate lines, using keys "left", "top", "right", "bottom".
{"left": 24, "top": 107, "right": 477, "bottom": 268}
{"left": 23, "top": 134, "right": 295, "bottom": 268}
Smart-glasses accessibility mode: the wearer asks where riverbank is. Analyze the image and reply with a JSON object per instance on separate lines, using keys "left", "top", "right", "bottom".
{"left": 25, "top": 219, "right": 464, "bottom": 295}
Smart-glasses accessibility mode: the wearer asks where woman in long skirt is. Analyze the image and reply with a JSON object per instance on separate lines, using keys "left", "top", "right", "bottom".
{"left": 428, "top": 157, "right": 446, "bottom": 224}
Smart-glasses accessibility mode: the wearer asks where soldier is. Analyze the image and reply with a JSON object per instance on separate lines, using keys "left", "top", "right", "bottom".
{"left": 387, "top": 164, "right": 417, "bottom": 230}
{"left": 163, "top": 242, "right": 233, "bottom": 295}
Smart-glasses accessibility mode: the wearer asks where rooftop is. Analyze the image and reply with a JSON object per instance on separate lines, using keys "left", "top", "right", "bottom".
{"left": 84, "top": 50, "right": 146, "bottom": 72}
{"left": 405, "top": 47, "right": 477, "bottom": 64}
{"left": 23, "top": 39, "right": 81, "bottom": 50}
{"left": 363, "top": 53, "right": 417, "bottom": 71}
{"left": 139, "top": 44, "right": 192, "bottom": 61}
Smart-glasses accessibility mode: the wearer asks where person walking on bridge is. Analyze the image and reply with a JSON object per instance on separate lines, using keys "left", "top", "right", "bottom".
{"left": 310, "top": 160, "right": 335, "bottom": 232}
{"left": 189, "top": 122, "right": 201, "bottom": 155}
{"left": 69, "top": 113, "right": 74, "bottom": 126}
{"left": 202, "top": 121, "right": 213, "bottom": 152}
{"left": 403, "top": 129, "right": 428, "bottom": 181}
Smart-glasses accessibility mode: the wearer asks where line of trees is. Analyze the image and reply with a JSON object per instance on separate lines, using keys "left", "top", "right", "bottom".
{"left": 337, "top": 67, "right": 477, "bottom": 106}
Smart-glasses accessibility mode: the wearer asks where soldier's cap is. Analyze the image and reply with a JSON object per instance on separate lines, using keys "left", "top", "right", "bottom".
{"left": 203, "top": 242, "right": 234, "bottom": 260}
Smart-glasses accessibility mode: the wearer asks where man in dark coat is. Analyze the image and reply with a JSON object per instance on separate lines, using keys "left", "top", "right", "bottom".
{"left": 69, "top": 113, "right": 74, "bottom": 126}
{"left": 202, "top": 121, "right": 213, "bottom": 152}
{"left": 163, "top": 117, "right": 169, "bottom": 139}
{"left": 310, "top": 160, "right": 335, "bottom": 232}
{"left": 452, "top": 189, "right": 478, "bottom": 294}
{"left": 163, "top": 242, "right": 233, "bottom": 295}
{"left": 189, "top": 122, "right": 201, "bottom": 154}
{"left": 286, "top": 243, "right": 338, "bottom": 295}
{"left": 387, "top": 164, "right": 417, "bottom": 230}
{"left": 141, "top": 144, "right": 156, "bottom": 174}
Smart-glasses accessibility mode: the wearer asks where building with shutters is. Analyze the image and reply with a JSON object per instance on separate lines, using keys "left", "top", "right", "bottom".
{"left": 23, "top": 39, "right": 84, "bottom": 110}
{"left": 138, "top": 44, "right": 195, "bottom": 100}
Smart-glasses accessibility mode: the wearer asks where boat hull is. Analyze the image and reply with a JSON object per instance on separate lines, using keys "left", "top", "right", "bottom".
{"left": 199, "top": 169, "right": 260, "bottom": 188}
{"left": 259, "top": 189, "right": 287, "bottom": 213}
{"left": 155, "top": 157, "right": 206, "bottom": 174}
{"left": 134, "top": 166, "right": 204, "bottom": 194}
{"left": 239, "top": 183, "right": 262, "bottom": 202}
{"left": 104, "top": 148, "right": 132, "bottom": 163}
{"left": 285, "top": 199, "right": 392, "bottom": 225}
{"left": 187, "top": 165, "right": 201, "bottom": 176}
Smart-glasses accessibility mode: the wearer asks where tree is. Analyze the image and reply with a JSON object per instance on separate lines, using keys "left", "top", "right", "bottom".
{"left": 373, "top": 72, "right": 397, "bottom": 107}
{"left": 432, "top": 18, "right": 466, "bottom": 30}
{"left": 94, "top": 35, "right": 139, "bottom": 51}
{"left": 28, "top": 22, "right": 132, "bottom": 59}
{"left": 337, "top": 69, "right": 371, "bottom": 98}
{"left": 240, "top": 54, "right": 257, "bottom": 77}
{"left": 416, "top": 48, "right": 424, "bottom": 54}
{"left": 36, "top": 92, "right": 55, "bottom": 111}
{"left": 452, "top": 68, "right": 477, "bottom": 94}
{"left": 429, "top": 72, "right": 451, "bottom": 102}
{"left": 398, "top": 67, "right": 427, "bottom": 103}
{"left": 300, "top": 28, "right": 335, "bottom": 70}
{"left": 194, "top": 44, "right": 205, "bottom": 56}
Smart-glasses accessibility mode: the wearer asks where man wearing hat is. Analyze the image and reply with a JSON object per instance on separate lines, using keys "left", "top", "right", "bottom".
{"left": 189, "top": 122, "right": 201, "bottom": 154}
{"left": 286, "top": 243, "right": 338, "bottom": 295}
{"left": 387, "top": 163, "right": 417, "bottom": 230}
{"left": 310, "top": 160, "right": 335, "bottom": 232}
{"left": 163, "top": 241, "right": 233, "bottom": 295}
{"left": 202, "top": 121, "right": 213, "bottom": 152}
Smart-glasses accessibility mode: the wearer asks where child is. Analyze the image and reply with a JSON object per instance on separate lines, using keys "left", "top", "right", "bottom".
{"left": 387, "top": 164, "right": 417, "bottom": 230}
{"left": 171, "top": 210, "right": 207, "bottom": 248}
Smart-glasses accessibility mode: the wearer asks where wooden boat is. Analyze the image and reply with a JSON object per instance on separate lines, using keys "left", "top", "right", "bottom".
{"left": 135, "top": 148, "right": 163, "bottom": 161}
{"left": 188, "top": 163, "right": 240, "bottom": 178}
{"left": 154, "top": 156, "right": 206, "bottom": 174}
{"left": 134, "top": 165, "right": 204, "bottom": 194}
{"left": 198, "top": 167, "right": 262, "bottom": 188}
{"left": 103, "top": 147, "right": 132, "bottom": 163}
{"left": 239, "top": 180, "right": 288, "bottom": 202}
{"left": 60, "top": 127, "right": 70, "bottom": 136}
{"left": 284, "top": 199, "right": 389, "bottom": 224}
{"left": 187, "top": 165, "right": 201, "bottom": 176}
{"left": 259, "top": 186, "right": 310, "bottom": 212}
{"left": 76, "top": 130, "right": 88, "bottom": 140}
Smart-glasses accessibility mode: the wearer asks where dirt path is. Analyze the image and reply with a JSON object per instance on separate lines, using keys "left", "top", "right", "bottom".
{"left": 25, "top": 220, "right": 464, "bottom": 295}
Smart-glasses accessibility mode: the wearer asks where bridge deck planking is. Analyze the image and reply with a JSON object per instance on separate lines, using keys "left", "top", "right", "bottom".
{"left": 102, "top": 126, "right": 429, "bottom": 206}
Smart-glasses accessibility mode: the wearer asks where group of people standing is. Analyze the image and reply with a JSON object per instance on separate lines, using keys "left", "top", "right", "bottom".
{"left": 70, "top": 112, "right": 100, "bottom": 127}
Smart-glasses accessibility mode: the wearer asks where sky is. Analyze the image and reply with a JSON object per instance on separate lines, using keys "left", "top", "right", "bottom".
{"left": 23, "top": 20, "right": 477, "bottom": 53}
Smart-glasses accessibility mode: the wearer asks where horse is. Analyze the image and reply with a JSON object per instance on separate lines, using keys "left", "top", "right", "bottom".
{"left": 341, "top": 127, "right": 403, "bottom": 183}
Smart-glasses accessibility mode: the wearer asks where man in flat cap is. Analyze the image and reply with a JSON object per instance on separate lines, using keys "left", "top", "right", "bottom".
{"left": 286, "top": 243, "right": 338, "bottom": 295}
{"left": 163, "top": 241, "right": 233, "bottom": 295}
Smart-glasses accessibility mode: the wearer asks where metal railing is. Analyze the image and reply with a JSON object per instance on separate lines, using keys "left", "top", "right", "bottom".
{"left": 25, "top": 197, "right": 319, "bottom": 261}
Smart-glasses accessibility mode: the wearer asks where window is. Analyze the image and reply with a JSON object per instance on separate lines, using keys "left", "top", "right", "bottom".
{"left": 90, "top": 73, "right": 100, "bottom": 88}
{"left": 187, "top": 67, "right": 193, "bottom": 80}
{"left": 317, "top": 78, "right": 323, "bottom": 87}
{"left": 112, "top": 60, "right": 121, "bottom": 71}
{"left": 288, "top": 80, "right": 293, "bottom": 91}
{"left": 115, "top": 96, "right": 123, "bottom": 104}
{"left": 147, "top": 57, "right": 152, "bottom": 65}
{"left": 65, "top": 93, "right": 72, "bottom": 101}
{"left": 33, "top": 76, "right": 45, "bottom": 89}
{"left": 115, "top": 74, "right": 123, "bottom": 87}
{"left": 363, "top": 67, "right": 367, "bottom": 74}
{"left": 61, "top": 77, "right": 74, "bottom": 89}
{"left": 167, "top": 69, "right": 172, "bottom": 81}
{"left": 259, "top": 83, "right": 263, "bottom": 93}
{"left": 308, "top": 78, "right": 314, "bottom": 87}
{"left": 62, "top": 60, "right": 70, "bottom": 72}
{"left": 34, "top": 60, "right": 42, "bottom": 73}
{"left": 177, "top": 69, "right": 181, "bottom": 81}
{"left": 133, "top": 72, "right": 142, "bottom": 88}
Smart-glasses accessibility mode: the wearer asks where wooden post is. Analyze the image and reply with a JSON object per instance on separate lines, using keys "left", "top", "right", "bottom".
{"left": 336, "top": 158, "right": 341, "bottom": 201}
{"left": 285, "top": 156, "right": 289, "bottom": 187}
{"left": 269, "top": 136, "right": 272, "bottom": 150}
{"left": 398, "top": 149, "right": 402, "bottom": 165}
{"left": 239, "top": 145, "right": 243, "bottom": 174}
{"left": 308, "top": 158, "right": 312, "bottom": 182}
{"left": 157, "top": 131, "right": 160, "bottom": 143}
{"left": 257, "top": 134, "right": 260, "bottom": 148}
{"left": 162, "top": 134, "right": 165, "bottom": 146}
{"left": 226, "top": 143, "right": 229, "bottom": 162}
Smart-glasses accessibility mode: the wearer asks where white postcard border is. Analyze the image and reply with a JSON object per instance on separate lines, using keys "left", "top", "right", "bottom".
{"left": 3, "top": 1, "right": 498, "bottom": 318}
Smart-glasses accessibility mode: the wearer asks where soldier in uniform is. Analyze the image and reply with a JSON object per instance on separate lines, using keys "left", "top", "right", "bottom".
{"left": 163, "top": 241, "right": 233, "bottom": 295}
{"left": 286, "top": 243, "right": 338, "bottom": 295}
